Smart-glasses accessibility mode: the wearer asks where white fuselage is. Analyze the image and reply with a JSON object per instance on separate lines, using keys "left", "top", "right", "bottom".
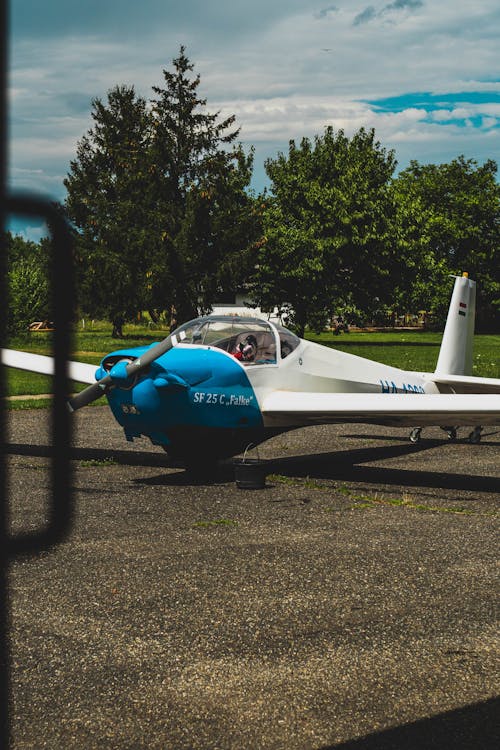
{"left": 243, "top": 339, "right": 439, "bottom": 428}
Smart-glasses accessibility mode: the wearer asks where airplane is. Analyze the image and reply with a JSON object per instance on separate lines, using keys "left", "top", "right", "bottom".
{"left": 2, "top": 273, "right": 500, "bottom": 473}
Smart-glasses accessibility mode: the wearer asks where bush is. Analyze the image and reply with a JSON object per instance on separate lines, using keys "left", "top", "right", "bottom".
{"left": 7, "top": 255, "right": 50, "bottom": 337}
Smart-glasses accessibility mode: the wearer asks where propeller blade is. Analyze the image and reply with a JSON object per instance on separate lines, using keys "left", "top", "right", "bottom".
{"left": 67, "top": 329, "right": 187, "bottom": 412}
{"left": 125, "top": 329, "right": 187, "bottom": 373}
{"left": 68, "top": 377, "right": 112, "bottom": 412}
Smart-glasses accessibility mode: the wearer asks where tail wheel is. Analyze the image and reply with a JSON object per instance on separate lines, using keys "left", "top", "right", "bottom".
{"left": 441, "top": 426, "right": 457, "bottom": 441}
{"left": 409, "top": 427, "right": 422, "bottom": 443}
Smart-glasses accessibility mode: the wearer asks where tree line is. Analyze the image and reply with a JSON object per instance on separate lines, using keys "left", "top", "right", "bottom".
{"left": 6, "top": 47, "right": 500, "bottom": 338}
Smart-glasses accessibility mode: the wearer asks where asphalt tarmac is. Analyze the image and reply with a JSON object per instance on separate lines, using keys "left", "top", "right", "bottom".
{"left": 5, "top": 407, "right": 500, "bottom": 749}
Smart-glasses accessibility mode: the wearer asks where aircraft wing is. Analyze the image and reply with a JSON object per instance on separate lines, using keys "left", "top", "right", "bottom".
{"left": 261, "top": 392, "right": 500, "bottom": 427}
{"left": 1, "top": 349, "right": 97, "bottom": 384}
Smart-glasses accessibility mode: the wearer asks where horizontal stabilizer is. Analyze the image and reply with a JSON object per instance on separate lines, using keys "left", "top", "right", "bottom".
{"left": 1, "top": 349, "right": 97, "bottom": 384}
{"left": 262, "top": 391, "right": 500, "bottom": 427}
{"left": 428, "top": 373, "right": 500, "bottom": 395}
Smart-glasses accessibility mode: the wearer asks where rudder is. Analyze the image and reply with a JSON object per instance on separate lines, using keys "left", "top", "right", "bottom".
{"left": 435, "top": 273, "right": 476, "bottom": 376}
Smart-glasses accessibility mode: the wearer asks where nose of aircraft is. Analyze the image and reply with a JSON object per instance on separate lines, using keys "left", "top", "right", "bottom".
{"left": 103, "top": 345, "right": 263, "bottom": 449}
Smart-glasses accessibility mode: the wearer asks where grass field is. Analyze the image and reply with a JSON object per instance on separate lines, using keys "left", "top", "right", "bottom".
{"left": 5, "top": 322, "right": 500, "bottom": 406}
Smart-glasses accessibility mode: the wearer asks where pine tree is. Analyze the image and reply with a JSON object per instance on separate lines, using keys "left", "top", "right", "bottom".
{"left": 65, "top": 48, "right": 261, "bottom": 333}
{"left": 147, "top": 46, "right": 258, "bottom": 324}
{"left": 65, "top": 85, "right": 151, "bottom": 337}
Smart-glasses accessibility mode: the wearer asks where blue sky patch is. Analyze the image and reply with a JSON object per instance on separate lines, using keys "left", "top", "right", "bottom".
{"left": 363, "top": 90, "right": 500, "bottom": 131}
{"left": 364, "top": 90, "right": 500, "bottom": 112}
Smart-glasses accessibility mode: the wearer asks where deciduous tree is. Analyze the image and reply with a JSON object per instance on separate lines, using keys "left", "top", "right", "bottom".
{"left": 5, "top": 233, "right": 50, "bottom": 337}
{"left": 393, "top": 156, "right": 500, "bottom": 330}
{"left": 250, "top": 127, "right": 397, "bottom": 335}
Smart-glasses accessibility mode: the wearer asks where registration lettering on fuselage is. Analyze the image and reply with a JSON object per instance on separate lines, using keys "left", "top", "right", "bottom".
{"left": 380, "top": 379, "right": 425, "bottom": 394}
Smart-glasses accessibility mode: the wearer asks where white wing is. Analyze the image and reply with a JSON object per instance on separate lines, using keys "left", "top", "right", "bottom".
{"left": 1, "top": 349, "right": 97, "bottom": 384}
{"left": 262, "top": 392, "right": 500, "bottom": 427}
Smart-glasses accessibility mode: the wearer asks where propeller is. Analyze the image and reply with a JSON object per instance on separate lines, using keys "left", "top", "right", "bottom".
{"left": 68, "top": 329, "right": 187, "bottom": 412}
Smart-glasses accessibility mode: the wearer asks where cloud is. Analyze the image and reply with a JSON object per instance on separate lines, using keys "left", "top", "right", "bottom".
{"left": 7, "top": 1, "right": 500, "bottom": 201}
{"left": 315, "top": 5, "right": 338, "bottom": 20}
{"left": 353, "top": 0, "right": 424, "bottom": 25}
{"left": 353, "top": 6, "right": 377, "bottom": 26}
{"left": 384, "top": 0, "right": 423, "bottom": 11}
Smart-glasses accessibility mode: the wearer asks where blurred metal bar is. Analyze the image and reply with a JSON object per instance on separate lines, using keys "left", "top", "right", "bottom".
{"left": 6, "top": 195, "right": 75, "bottom": 556}
{"left": 1, "top": 0, "right": 10, "bottom": 742}
{"left": 1, "top": 1, "right": 76, "bottom": 743}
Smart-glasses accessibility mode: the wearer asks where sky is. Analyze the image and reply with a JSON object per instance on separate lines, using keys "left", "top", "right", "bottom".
{"left": 7, "top": 0, "right": 500, "bottom": 240}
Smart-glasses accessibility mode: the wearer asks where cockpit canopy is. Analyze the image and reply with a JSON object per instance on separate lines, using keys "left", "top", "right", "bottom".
{"left": 169, "top": 316, "right": 300, "bottom": 365}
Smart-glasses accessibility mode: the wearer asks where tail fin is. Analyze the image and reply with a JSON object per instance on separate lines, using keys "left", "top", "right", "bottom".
{"left": 435, "top": 274, "right": 476, "bottom": 376}
{"left": 435, "top": 273, "right": 476, "bottom": 375}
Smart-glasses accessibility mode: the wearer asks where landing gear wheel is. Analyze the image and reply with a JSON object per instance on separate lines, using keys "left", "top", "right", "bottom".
{"left": 409, "top": 427, "right": 422, "bottom": 444}
{"left": 468, "top": 427, "right": 482, "bottom": 444}
{"left": 441, "top": 426, "right": 457, "bottom": 441}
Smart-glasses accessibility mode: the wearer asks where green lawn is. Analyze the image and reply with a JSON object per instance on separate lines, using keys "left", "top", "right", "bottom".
{"left": 5, "top": 324, "right": 500, "bottom": 403}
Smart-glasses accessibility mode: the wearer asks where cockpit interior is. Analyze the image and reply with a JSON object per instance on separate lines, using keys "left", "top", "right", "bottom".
{"left": 170, "top": 316, "right": 300, "bottom": 365}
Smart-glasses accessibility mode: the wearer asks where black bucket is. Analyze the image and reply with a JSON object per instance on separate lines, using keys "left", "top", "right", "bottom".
{"left": 234, "top": 445, "right": 268, "bottom": 490}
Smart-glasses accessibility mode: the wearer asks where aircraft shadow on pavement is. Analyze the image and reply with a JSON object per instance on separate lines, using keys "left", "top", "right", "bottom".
{"left": 270, "top": 443, "right": 500, "bottom": 494}
{"left": 6, "top": 439, "right": 499, "bottom": 493}
{"left": 5, "top": 442, "right": 172, "bottom": 468}
{"left": 134, "top": 437, "right": 500, "bottom": 493}
{"left": 134, "top": 438, "right": 434, "bottom": 488}
{"left": 320, "top": 696, "right": 499, "bottom": 750}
